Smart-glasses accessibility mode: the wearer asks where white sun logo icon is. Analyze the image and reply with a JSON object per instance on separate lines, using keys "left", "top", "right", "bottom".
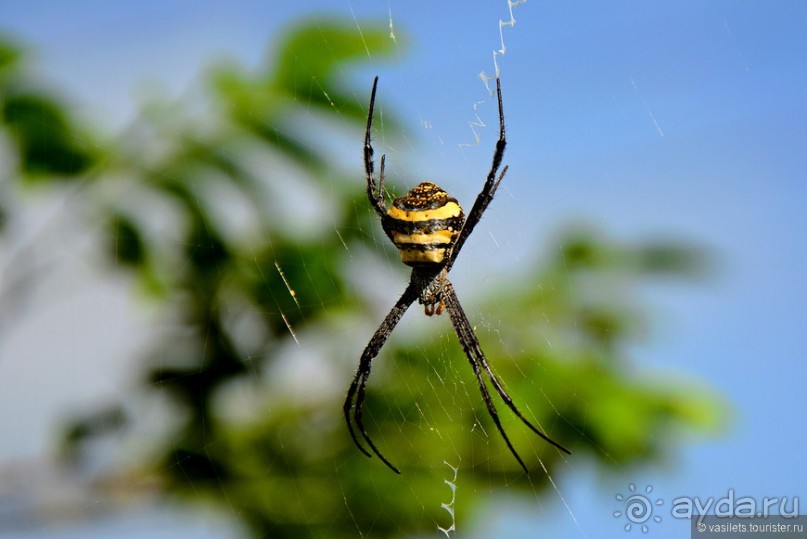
{"left": 613, "top": 483, "right": 663, "bottom": 533}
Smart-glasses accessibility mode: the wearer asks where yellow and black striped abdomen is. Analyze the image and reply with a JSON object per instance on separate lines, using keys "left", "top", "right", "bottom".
{"left": 386, "top": 182, "right": 464, "bottom": 267}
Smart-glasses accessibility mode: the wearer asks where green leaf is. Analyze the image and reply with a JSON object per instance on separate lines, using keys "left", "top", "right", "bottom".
{"left": 272, "top": 21, "right": 399, "bottom": 118}
{"left": 0, "top": 38, "right": 22, "bottom": 74}
{"left": 109, "top": 214, "right": 145, "bottom": 267}
{"left": 2, "top": 93, "right": 96, "bottom": 178}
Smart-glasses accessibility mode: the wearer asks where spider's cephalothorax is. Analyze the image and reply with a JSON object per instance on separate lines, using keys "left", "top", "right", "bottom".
{"left": 344, "top": 76, "right": 571, "bottom": 475}
{"left": 386, "top": 181, "right": 464, "bottom": 267}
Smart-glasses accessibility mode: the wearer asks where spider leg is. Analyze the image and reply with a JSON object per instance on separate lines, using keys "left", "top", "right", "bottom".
{"left": 364, "top": 76, "right": 387, "bottom": 218}
{"left": 442, "top": 281, "right": 528, "bottom": 473}
{"left": 475, "top": 341, "right": 571, "bottom": 455}
{"left": 343, "top": 280, "right": 420, "bottom": 474}
{"left": 442, "top": 281, "right": 570, "bottom": 472}
{"left": 446, "top": 77, "right": 509, "bottom": 272}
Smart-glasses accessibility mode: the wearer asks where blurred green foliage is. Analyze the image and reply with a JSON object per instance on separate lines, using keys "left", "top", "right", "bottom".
{"left": 0, "top": 20, "right": 722, "bottom": 538}
{"left": 0, "top": 39, "right": 98, "bottom": 179}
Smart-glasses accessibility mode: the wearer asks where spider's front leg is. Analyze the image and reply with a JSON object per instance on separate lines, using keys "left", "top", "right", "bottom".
{"left": 445, "top": 77, "right": 509, "bottom": 272}
{"left": 364, "top": 76, "right": 387, "bottom": 218}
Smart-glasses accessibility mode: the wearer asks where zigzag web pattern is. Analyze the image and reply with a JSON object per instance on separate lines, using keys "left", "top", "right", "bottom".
{"left": 460, "top": 0, "right": 526, "bottom": 148}
{"left": 437, "top": 461, "right": 459, "bottom": 537}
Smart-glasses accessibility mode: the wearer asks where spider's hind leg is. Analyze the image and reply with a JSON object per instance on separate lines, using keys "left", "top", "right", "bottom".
{"left": 343, "top": 281, "right": 420, "bottom": 474}
{"left": 442, "top": 281, "right": 570, "bottom": 472}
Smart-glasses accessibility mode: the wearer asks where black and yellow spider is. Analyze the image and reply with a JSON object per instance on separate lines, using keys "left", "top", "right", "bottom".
{"left": 344, "top": 76, "right": 570, "bottom": 474}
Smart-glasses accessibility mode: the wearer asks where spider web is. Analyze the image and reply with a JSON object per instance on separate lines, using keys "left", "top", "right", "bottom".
{"left": 332, "top": 4, "right": 585, "bottom": 536}
{"left": 1, "top": 2, "right": 772, "bottom": 539}
{"left": 0, "top": 3, "right": 611, "bottom": 538}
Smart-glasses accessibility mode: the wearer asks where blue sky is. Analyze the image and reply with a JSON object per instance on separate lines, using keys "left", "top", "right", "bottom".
{"left": 1, "top": 2, "right": 806, "bottom": 538}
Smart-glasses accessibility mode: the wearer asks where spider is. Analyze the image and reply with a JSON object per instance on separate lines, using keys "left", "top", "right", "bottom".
{"left": 344, "top": 76, "right": 570, "bottom": 474}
